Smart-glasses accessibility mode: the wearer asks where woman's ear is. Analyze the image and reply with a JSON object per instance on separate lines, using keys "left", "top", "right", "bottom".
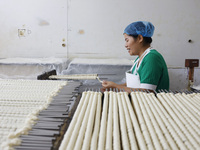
{"left": 137, "top": 34, "right": 144, "bottom": 43}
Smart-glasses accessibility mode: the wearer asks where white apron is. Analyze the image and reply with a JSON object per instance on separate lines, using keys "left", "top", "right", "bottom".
{"left": 126, "top": 64, "right": 141, "bottom": 88}
{"left": 126, "top": 48, "right": 151, "bottom": 88}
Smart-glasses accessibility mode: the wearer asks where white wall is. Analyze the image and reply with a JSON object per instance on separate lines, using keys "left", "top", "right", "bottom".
{"left": 68, "top": 0, "right": 200, "bottom": 67}
{"left": 0, "top": 0, "right": 68, "bottom": 58}
{"left": 0, "top": 0, "right": 200, "bottom": 67}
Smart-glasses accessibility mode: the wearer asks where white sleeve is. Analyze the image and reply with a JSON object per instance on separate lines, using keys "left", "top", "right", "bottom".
{"left": 140, "top": 83, "right": 157, "bottom": 90}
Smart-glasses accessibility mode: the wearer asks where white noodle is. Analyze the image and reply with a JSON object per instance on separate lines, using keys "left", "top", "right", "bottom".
{"left": 98, "top": 91, "right": 109, "bottom": 150}
{"left": 176, "top": 93, "right": 199, "bottom": 116}
{"left": 82, "top": 92, "right": 99, "bottom": 150}
{"left": 66, "top": 91, "right": 94, "bottom": 150}
{"left": 0, "top": 79, "right": 67, "bottom": 150}
{"left": 117, "top": 92, "right": 130, "bottom": 150}
{"left": 133, "top": 91, "right": 154, "bottom": 149}
{"left": 59, "top": 91, "right": 87, "bottom": 150}
{"left": 138, "top": 92, "right": 161, "bottom": 149}
{"left": 49, "top": 74, "right": 98, "bottom": 80}
{"left": 121, "top": 92, "right": 138, "bottom": 150}
{"left": 90, "top": 92, "right": 102, "bottom": 149}
{"left": 167, "top": 93, "right": 200, "bottom": 136}
{"left": 129, "top": 92, "right": 147, "bottom": 150}
{"left": 146, "top": 93, "right": 178, "bottom": 150}
{"left": 174, "top": 93, "right": 200, "bottom": 120}
{"left": 160, "top": 93, "right": 199, "bottom": 149}
{"left": 157, "top": 93, "right": 194, "bottom": 149}
{"left": 112, "top": 91, "right": 121, "bottom": 150}
{"left": 151, "top": 93, "right": 187, "bottom": 150}
{"left": 141, "top": 92, "right": 170, "bottom": 150}
{"left": 105, "top": 91, "right": 113, "bottom": 150}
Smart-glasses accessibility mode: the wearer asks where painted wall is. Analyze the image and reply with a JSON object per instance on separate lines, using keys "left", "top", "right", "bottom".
{"left": 0, "top": 0, "right": 200, "bottom": 67}
{"left": 0, "top": 0, "right": 68, "bottom": 58}
{"left": 68, "top": 0, "right": 200, "bottom": 67}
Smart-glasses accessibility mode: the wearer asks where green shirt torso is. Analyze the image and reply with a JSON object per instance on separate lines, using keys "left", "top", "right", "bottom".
{"left": 132, "top": 49, "right": 169, "bottom": 92}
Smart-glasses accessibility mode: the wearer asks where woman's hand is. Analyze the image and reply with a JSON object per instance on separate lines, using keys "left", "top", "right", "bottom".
{"left": 102, "top": 81, "right": 116, "bottom": 89}
{"left": 101, "top": 81, "right": 133, "bottom": 93}
{"left": 101, "top": 81, "right": 116, "bottom": 92}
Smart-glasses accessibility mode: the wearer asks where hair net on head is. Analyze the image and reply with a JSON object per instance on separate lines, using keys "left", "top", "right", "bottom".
{"left": 124, "top": 21, "right": 155, "bottom": 37}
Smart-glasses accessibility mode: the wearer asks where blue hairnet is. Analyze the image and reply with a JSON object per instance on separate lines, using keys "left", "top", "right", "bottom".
{"left": 124, "top": 21, "right": 155, "bottom": 37}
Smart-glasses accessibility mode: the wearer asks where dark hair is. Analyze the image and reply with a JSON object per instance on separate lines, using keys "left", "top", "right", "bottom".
{"left": 129, "top": 34, "right": 152, "bottom": 44}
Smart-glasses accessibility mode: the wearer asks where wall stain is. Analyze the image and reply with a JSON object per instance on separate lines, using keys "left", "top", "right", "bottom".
{"left": 78, "top": 29, "right": 84, "bottom": 34}
{"left": 38, "top": 19, "right": 50, "bottom": 26}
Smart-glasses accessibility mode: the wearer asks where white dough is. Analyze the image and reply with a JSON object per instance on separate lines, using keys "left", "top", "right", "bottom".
{"left": 138, "top": 92, "right": 162, "bottom": 150}
{"left": 59, "top": 91, "right": 88, "bottom": 150}
{"left": 112, "top": 91, "right": 121, "bottom": 150}
{"left": 132, "top": 92, "right": 154, "bottom": 149}
{"left": 105, "top": 91, "right": 113, "bottom": 150}
{"left": 117, "top": 92, "right": 130, "bottom": 150}
{"left": 49, "top": 74, "right": 98, "bottom": 80}
{"left": 98, "top": 91, "right": 109, "bottom": 150}
{"left": 157, "top": 93, "right": 191, "bottom": 149}
{"left": 121, "top": 92, "right": 138, "bottom": 150}
{"left": 58, "top": 90, "right": 200, "bottom": 150}
{"left": 0, "top": 79, "right": 66, "bottom": 149}
{"left": 66, "top": 91, "right": 94, "bottom": 150}
{"left": 90, "top": 92, "right": 102, "bottom": 150}
{"left": 82, "top": 92, "right": 99, "bottom": 150}
{"left": 128, "top": 92, "right": 147, "bottom": 150}
{"left": 145, "top": 93, "right": 177, "bottom": 150}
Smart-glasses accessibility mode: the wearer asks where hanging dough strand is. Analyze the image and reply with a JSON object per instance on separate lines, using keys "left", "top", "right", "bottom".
{"left": 166, "top": 93, "right": 200, "bottom": 137}
{"left": 82, "top": 92, "right": 99, "bottom": 150}
{"left": 112, "top": 91, "right": 121, "bottom": 150}
{"left": 142, "top": 92, "right": 170, "bottom": 150}
{"left": 105, "top": 91, "right": 113, "bottom": 150}
{"left": 128, "top": 92, "right": 147, "bottom": 150}
{"left": 146, "top": 93, "right": 178, "bottom": 150}
{"left": 121, "top": 92, "right": 138, "bottom": 150}
{"left": 90, "top": 92, "right": 102, "bottom": 149}
{"left": 175, "top": 93, "right": 200, "bottom": 121}
{"left": 151, "top": 92, "right": 188, "bottom": 149}
{"left": 169, "top": 93, "right": 200, "bottom": 128}
{"left": 157, "top": 93, "right": 194, "bottom": 150}
{"left": 138, "top": 92, "right": 162, "bottom": 149}
{"left": 117, "top": 92, "right": 130, "bottom": 150}
{"left": 98, "top": 91, "right": 109, "bottom": 150}
{"left": 159, "top": 92, "right": 199, "bottom": 149}
{"left": 133, "top": 91, "right": 154, "bottom": 149}
{"left": 49, "top": 74, "right": 98, "bottom": 80}
{"left": 59, "top": 91, "right": 87, "bottom": 150}
{"left": 66, "top": 91, "right": 94, "bottom": 150}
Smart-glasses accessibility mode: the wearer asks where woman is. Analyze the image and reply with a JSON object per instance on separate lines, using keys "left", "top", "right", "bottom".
{"left": 102, "top": 21, "right": 169, "bottom": 93}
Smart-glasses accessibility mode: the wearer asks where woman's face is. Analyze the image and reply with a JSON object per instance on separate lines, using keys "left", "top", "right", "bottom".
{"left": 124, "top": 33, "right": 141, "bottom": 56}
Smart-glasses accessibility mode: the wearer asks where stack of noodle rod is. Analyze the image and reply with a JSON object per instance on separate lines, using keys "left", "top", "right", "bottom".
{"left": 0, "top": 79, "right": 68, "bottom": 150}
{"left": 59, "top": 90, "right": 200, "bottom": 150}
{"left": 49, "top": 74, "right": 98, "bottom": 80}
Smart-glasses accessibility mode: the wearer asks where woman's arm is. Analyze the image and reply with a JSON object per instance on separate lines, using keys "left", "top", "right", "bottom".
{"left": 102, "top": 80, "right": 127, "bottom": 91}
{"left": 102, "top": 81, "right": 154, "bottom": 93}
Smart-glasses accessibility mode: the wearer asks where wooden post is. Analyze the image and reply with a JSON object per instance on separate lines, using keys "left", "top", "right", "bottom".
{"left": 185, "top": 59, "right": 199, "bottom": 90}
